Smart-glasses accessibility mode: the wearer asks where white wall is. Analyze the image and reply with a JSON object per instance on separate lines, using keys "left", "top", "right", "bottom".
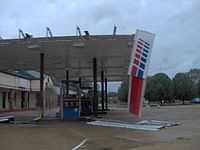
{"left": 15, "top": 91, "right": 21, "bottom": 109}
{"left": 31, "top": 76, "right": 49, "bottom": 91}
{"left": 0, "top": 73, "right": 15, "bottom": 89}
{"left": 0, "top": 73, "right": 78, "bottom": 110}
{"left": 29, "top": 92, "right": 36, "bottom": 108}
{"left": 0, "top": 72, "right": 30, "bottom": 91}
{"left": 0, "top": 88, "right": 2, "bottom": 109}
{"left": 6, "top": 90, "right": 9, "bottom": 109}
{"left": 31, "top": 80, "right": 40, "bottom": 91}
{"left": 12, "top": 91, "right": 17, "bottom": 109}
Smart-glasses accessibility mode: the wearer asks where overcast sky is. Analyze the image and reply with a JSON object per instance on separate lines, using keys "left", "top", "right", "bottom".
{"left": 0, "top": 0, "right": 200, "bottom": 92}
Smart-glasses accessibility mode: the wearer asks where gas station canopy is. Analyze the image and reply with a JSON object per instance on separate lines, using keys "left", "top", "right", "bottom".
{"left": 0, "top": 35, "right": 134, "bottom": 81}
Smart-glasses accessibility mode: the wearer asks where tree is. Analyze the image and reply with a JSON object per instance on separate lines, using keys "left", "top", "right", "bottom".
{"left": 144, "top": 73, "right": 173, "bottom": 105}
{"left": 118, "top": 80, "right": 129, "bottom": 102}
{"left": 187, "top": 68, "right": 200, "bottom": 97}
{"left": 81, "top": 82, "right": 92, "bottom": 88}
{"left": 187, "top": 68, "right": 200, "bottom": 84}
{"left": 144, "top": 76, "right": 152, "bottom": 102}
{"left": 108, "top": 92, "right": 118, "bottom": 97}
{"left": 173, "top": 73, "right": 198, "bottom": 104}
{"left": 197, "top": 81, "right": 200, "bottom": 97}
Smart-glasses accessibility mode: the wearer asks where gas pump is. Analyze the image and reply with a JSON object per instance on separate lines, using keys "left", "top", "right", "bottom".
{"left": 78, "top": 78, "right": 93, "bottom": 116}
{"left": 60, "top": 74, "right": 94, "bottom": 118}
{"left": 81, "top": 86, "right": 93, "bottom": 116}
{"left": 62, "top": 81, "right": 81, "bottom": 118}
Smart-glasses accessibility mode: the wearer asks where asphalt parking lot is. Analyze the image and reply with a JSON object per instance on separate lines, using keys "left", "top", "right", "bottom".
{"left": 0, "top": 104, "right": 200, "bottom": 150}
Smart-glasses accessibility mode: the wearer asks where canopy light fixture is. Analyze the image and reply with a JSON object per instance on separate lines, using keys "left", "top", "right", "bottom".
{"left": 73, "top": 42, "right": 85, "bottom": 47}
{"left": 52, "top": 60, "right": 62, "bottom": 64}
{"left": 28, "top": 44, "right": 41, "bottom": 51}
{"left": 84, "top": 31, "right": 90, "bottom": 36}
{"left": 46, "top": 27, "right": 53, "bottom": 37}
{"left": 113, "top": 24, "right": 117, "bottom": 35}
{"left": 76, "top": 26, "right": 82, "bottom": 36}
{"left": 16, "top": 61, "right": 26, "bottom": 65}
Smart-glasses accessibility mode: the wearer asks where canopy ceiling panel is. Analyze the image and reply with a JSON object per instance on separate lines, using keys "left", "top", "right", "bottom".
{"left": 0, "top": 35, "right": 134, "bottom": 81}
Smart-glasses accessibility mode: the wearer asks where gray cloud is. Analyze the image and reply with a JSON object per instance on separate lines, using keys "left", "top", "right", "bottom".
{"left": 0, "top": 0, "right": 200, "bottom": 91}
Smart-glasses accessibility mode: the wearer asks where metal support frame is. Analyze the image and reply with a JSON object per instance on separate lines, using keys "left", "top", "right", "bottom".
{"left": 46, "top": 27, "right": 53, "bottom": 37}
{"left": 66, "top": 70, "right": 69, "bottom": 95}
{"left": 40, "top": 53, "right": 44, "bottom": 118}
{"left": 19, "top": 28, "right": 25, "bottom": 39}
{"left": 93, "top": 57, "right": 98, "bottom": 116}
{"left": 78, "top": 77, "right": 82, "bottom": 115}
{"left": 84, "top": 31, "right": 90, "bottom": 36}
{"left": 76, "top": 26, "right": 82, "bottom": 36}
{"left": 79, "top": 77, "right": 82, "bottom": 88}
{"left": 19, "top": 28, "right": 32, "bottom": 39}
{"left": 78, "top": 83, "right": 81, "bottom": 116}
{"left": 101, "top": 71, "right": 104, "bottom": 110}
{"left": 60, "top": 81, "right": 64, "bottom": 118}
{"left": 113, "top": 25, "right": 117, "bottom": 35}
{"left": 105, "top": 78, "right": 108, "bottom": 110}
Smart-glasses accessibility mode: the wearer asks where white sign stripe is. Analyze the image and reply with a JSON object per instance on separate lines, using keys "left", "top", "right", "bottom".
{"left": 128, "top": 30, "right": 155, "bottom": 78}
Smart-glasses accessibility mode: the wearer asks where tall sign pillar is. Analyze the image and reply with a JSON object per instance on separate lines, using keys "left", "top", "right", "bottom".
{"left": 128, "top": 30, "right": 155, "bottom": 117}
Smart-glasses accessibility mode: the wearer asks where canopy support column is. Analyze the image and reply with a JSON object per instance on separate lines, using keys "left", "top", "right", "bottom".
{"left": 39, "top": 53, "right": 44, "bottom": 118}
{"left": 93, "top": 57, "right": 98, "bottom": 116}
{"left": 79, "top": 77, "right": 82, "bottom": 88}
{"left": 66, "top": 70, "right": 69, "bottom": 95}
{"left": 101, "top": 71, "right": 104, "bottom": 110}
{"left": 105, "top": 78, "right": 108, "bottom": 110}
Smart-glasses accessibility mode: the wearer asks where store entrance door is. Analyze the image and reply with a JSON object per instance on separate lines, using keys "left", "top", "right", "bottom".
{"left": 2, "top": 92, "right": 6, "bottom": 109}
{"left": 21, "top": 91, "right": 25, "bottom": 108}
